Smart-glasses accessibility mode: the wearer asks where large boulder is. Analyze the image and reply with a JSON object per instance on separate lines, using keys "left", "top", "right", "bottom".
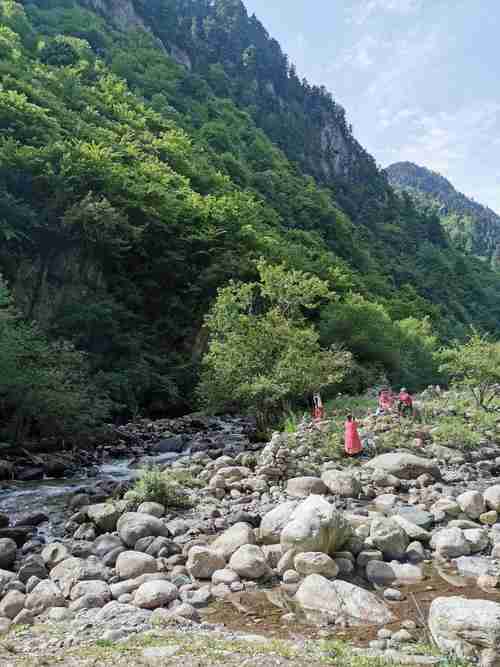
{"left": 392, "top": 515, "right": 430, "bottom": 543}
{"left": 457, "top": 491, "right": 485, "bottom": 520}
{"left": 259, "top": 501, "right": 298, "bottom": 545}
{"left": 117, "top": 513, "right": 169, "bottom": 548}
{"left": 0, "top": 590, "right": 26, "bottom": 619}
{"left": 229, "top": 545, "right": 268, "bottom": 579}
{"left": 280, "top": 495, "right": 352, "bottom": 557}
{"left": 25, "top": 580, "right": 64, "bottom": 613}
{"left": 186, "top": 546, "right": 225, "bottom": 580}
{"left": 286, "top": 477, "right": 328, "bottom": 498}
{"left": 87, "top": 504, "right": 121, "bottom": 532}
{"left": 0, "top": 538, "right": 17, "bottom": 569}
{"left": 133, "top": 580, "right": 178, "bottom": 609}
{"left": 484, "top": 486, "right": 500, "bottom": 512}
{"left": 115, "top": 551, "right": 157, "bottom": 579}
{"left": 366, "top": 560, "right": 424, "bottom": 586}
{"left": 321, "top": 471, "right": 362, "bottom": 498}
{"left": 0, "top": 569, "right": 16, "bottom": 596}
{"left": 431, "top": 528, "right": 471, "bottom": 560}
{"left": 370, "top": 518, "right": 409, "bottom": 560}
{"left": 365, "top": 453, "right": 440, "bottom": 480}
{"left": 211, "top": 523, "right": 255, "bottom": 560}
{"left": 42, "top": 543, "right": 70, "bottom": 568}
{"left": 294, "top": 552, "right": 338, "bottom": 578}
{"left": 50, "top": 557, "right": 110, "bottom": 597}
{"left": 429, "top": 597, "right": 500, "bottom": 659}
{"left": 92, "top": 535, "right": 123, "bottom": 559}
{"left": 295, "top": 574, "right": 394, "bottom": 625}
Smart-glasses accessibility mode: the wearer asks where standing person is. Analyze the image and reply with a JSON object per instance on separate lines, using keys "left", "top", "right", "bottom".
{"left": 345, "top": 414, "right": 362, "bottom": 456}
{"left": 377, "top": 387, "right": 394, "bottom": 415}
{"left": 312, "top": 392, "right": 325, "bottom": 421}
{"left": 398, "top": 388, "right": 413, "bottom": 417}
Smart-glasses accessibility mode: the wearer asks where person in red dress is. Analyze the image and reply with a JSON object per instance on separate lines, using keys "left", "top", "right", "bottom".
{"left": 344, "top": 414, "right": 363, "bottom": 456}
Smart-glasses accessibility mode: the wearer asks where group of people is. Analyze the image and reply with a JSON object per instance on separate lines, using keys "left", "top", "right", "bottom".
{"left": 311, "top": 387, "right": 415, "bottom": 458}
{"left": 345, "top": 387, "right": 414, "bottom": 456}
{"left": 377, "top": 386, "right": 413, "bottom": 417}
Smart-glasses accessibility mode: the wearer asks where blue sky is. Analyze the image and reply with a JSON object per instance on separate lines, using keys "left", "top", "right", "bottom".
{"left": 242, "top": 0, "right": 500, "bottom": 214}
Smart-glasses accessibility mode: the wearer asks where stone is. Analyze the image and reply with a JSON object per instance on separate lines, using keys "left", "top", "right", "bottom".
{"left": 87, "top": 504, "right": 121, "bottom": 532}
{"left": 94, "top": 600, "right": 152, "bottom": 626}
{"left": 457, "top": 491, "right": 485, "bottom": 520}
{"left": 25, "top": 580, "right": 64, "bottom": 613}
{"left": 392, "top": 515, "right": 430, "bottom": 542}
{"left": 17, "top": 555, "right": 47, "bottom": 584}
{"left": 294, "top": 552, "right": 339, "bottom": 578}
{"left": 481, "top": 511, "right": 499, "bottom": 526}
{"left": 155, "top": 435, "right": 185, "bottom": 454}
{"left": 211, "top": 522, "right": 255, "bottom": 560}
{"left": 92, "top": 535, "right": 123, "bottom": 559}
{"left": 431, "top": 498, "right": 461, "bottom": 517}
{"left": 286, "top": 477, "right": 328, "bottom": 498}
{"left": 49, "top": 557, "right": 110, "bottom": 597}
{"left": 365, "top": 453, "right": 440, "bottom": 480}
{"left": 384, "top": 588, "right": 405, "bottom": 602}
{"left": 280, "top": 495, "right": 352, "bottom": 557}
{"left": 431, "top": 528, "right": 471, "bottom": 559}
{"left": 259, "top": 501, "right": 298, "bottom": 545}
{"left": 321, "top": 470, "right": 362, "bottom": 498}
{"left": 110, "top": 573, "right": 170, "bottom": 599}
{"left": 186, "top": 546, "right": 225, "bottom": 580}
{"left": 295, "top": 574, "right": 395, "bottom": 624}
{"left": 117, "top": 513, "right": 170, "bottom": 548}
{"left": 229, "top": 545, "right": 268, "bottom": 579}
{"left": 282, "top": 570, "right": 300, "bottom": 584}
{"left": 455, "top": 556, "right": 493, "bottom": 577}
{"left": 261, "top": 544, "right": 283, "bottom": 569}
{"left": 0, "top": 590, "right": 25, "bottom": 619}
{"left": 357, "top": 550, "right": 383, "bottom": 568}
{"left": 464, "top": 529, "right": 489, "bottom": 554}
{"left": 392, "top": 629, "right": 413, "bottom": 643}
{"left": 212, "top": 569, "right": 240, "bottom": 586}
{"left": 0, "top": 538, "right": 16, "bottom": 569}
{"left": 366, "top": 561, "right": 423, "bottom": 587}
{"left": 429, "top": 597, "right": 500, "bottom": 658}
{"left": 41, "top": 543, "right": 70, "bottom": 568}
{"left": 116, "top": 551, "right": 157, "bottom": 580}
{"left": 48, "top": 607, "right": 72, "bottom": 622}
{"left": 407, "top": 541, "right": 425, "bottom": 563}
{"left": 370, "top": 517, "right": 409, "bottom": 560}
{"left": 0, "top": 617, "right": 11, "bottom": 634}
{"left": 484, "top": 486, "right": 500, "bottom": 512}
{"left": 69, "top": 580, "right": 111, "bottom": 605}
{"left": 375, "top": 494, "right": 398, "bottom": 513}
{"left": 133, "top": 580, "right": 178, "bottom": 609}
{"left": 397, "top": 507, "right": 434, "bottom": 529}
{"left": 137, "top": 502, "right": 165, "bottom": 518}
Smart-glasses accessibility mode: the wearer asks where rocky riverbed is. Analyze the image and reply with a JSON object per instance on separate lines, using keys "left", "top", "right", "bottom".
{"left": 2, "top": 397, "right": 500, "bottom": 666}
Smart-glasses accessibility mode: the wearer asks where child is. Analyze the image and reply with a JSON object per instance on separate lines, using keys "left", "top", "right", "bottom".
{"left": 398, "top": 388, "right": 413, "bottom": 417}
{"left": 345, "top": 414, "right": 362, "bottom": 456}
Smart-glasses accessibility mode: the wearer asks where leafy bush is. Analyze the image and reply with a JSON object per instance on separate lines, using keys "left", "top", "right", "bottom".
{"left": 128, "top": 466, "right": 192, "bottom": 509}
{"left": 439, "top": 331, "right": 500, "bottom": 409}
{"left": 432, "top": 416, "right": 481, "bottom": 450}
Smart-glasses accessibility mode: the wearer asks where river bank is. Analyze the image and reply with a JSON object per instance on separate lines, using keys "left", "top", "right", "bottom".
{"left": 1, "top": 391, "right": 500, "bottom": 666}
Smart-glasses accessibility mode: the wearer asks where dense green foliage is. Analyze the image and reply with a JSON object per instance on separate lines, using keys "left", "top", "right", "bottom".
{"left": 0, "top": 274, "right": 109, "bottom": 442}
{"left": 198, "top": 261, "right": 351, "bottom": 423}
{"left": 386, "top": 161, "right": 500, "bottom": 267}
{"left": 1, "top": 0, "right": 500, "bottom": 436}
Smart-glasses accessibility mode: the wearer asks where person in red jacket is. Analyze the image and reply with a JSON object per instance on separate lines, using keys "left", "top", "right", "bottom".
{"left": 398, "top": 388, "right": 413, "bottom": 417}
{"left": 345, "top": 414, "right": 363, "bottom": 456}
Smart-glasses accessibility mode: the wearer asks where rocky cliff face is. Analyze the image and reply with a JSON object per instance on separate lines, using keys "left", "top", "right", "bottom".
{"left": 386, "top": 161, "right": 500, "bottom": 266}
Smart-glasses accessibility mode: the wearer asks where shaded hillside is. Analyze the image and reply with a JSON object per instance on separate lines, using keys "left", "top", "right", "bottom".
{"left": 386, "top": 161, "right": 500, "bottom": 266}
{"left": 1, "top": 0, "right": 500, "bottom": 418}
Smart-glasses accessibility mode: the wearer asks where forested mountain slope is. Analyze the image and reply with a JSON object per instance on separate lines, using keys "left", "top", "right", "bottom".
{"left": 1, "top": 0, "right": 500, "bottom": 418}
{"left": 386, "top": 161, "right": 500, "bottom": 267}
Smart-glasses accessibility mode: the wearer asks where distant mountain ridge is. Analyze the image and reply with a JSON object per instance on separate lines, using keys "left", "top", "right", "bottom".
{"left": 385, "top": 161, "right": 500, "bottom": 266}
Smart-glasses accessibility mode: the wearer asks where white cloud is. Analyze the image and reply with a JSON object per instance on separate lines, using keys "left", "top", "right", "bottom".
{"left": 348, "top": 0, "right": 423, "bottom": 25}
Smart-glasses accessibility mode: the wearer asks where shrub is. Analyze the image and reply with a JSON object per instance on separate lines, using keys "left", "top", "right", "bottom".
{"left": 128, "top": 466, "right": 192, "bottom": 509}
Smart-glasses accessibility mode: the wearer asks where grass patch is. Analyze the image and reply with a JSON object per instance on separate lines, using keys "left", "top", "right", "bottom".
{"left": 125, "top": 466, "right": 192, "bottom": 509}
